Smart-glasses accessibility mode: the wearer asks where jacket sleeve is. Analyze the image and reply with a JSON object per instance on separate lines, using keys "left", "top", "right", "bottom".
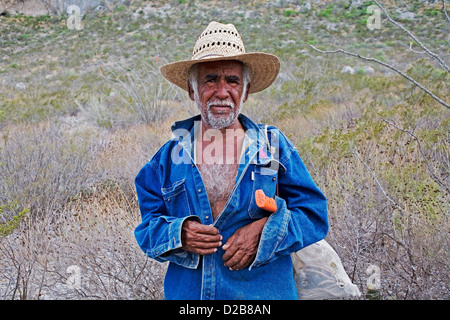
{"left": 249, "top": 134, "right": 329, "bottom": 270}
{"left": 134, "top": 161, "right": 201, "bottom": 269}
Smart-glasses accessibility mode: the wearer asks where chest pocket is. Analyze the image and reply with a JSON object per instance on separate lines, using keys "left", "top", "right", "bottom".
{"left": 248, "top": 164, "right": 279, "bottom": 219}
{"left": 161, "top": 179, "right": 191, "bottom": 217}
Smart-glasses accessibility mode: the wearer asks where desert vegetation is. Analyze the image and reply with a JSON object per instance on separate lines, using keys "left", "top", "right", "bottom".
{"left": 0, "top": 0, "right": 448, "bottom": 299}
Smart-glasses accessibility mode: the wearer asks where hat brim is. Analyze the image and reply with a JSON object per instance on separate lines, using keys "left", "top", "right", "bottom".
{"left": 160, "top": 52, "right": 280, "bottom": 94}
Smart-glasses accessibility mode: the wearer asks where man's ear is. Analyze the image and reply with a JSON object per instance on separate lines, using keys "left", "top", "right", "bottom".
{"left": 188, "top": 81, "right": 195, "bottom": 101}
{"left": 243, "top": 83, "right": 250, "bottom": 103}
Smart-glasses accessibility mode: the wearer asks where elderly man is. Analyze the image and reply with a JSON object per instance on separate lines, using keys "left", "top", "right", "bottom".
{"left": 134, "top": 21, "right": 328, "bottom": 300}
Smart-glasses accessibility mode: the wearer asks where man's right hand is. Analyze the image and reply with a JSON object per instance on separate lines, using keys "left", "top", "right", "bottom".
{"left": 181, "top": 220, "right": 222, "bottom": 255}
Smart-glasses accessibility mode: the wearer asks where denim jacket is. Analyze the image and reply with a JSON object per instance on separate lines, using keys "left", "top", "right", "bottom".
{"left": 134, "top": 114, "right": 328, "bottom": 300}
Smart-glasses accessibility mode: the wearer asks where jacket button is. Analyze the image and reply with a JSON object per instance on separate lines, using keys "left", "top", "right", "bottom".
{"left": 198, "top": 189, "right": 202, "bottom": 193}
{"left": 272, "top": 177, "right": 276, "bottom": 181}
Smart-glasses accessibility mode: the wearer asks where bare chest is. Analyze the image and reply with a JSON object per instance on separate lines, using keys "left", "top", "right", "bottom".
{"left": 195, "top": 131, "right": 244, "bottom": 219}
{"left": 197, "top": 162, "right": 239, "bottom": 219}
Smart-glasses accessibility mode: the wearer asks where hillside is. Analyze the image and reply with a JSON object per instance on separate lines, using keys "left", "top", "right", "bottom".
{"left": 0, "top": 0, "right": 449, "bottom": 300}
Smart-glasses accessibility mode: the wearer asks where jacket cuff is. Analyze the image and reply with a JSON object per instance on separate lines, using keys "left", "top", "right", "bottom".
{"left": 152, "top": 215, "right": 201, "bottom": 269}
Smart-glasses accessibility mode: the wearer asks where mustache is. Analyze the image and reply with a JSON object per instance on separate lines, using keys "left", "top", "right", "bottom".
{"left": 206, "top": 100, "right": 235, "bottom": 109}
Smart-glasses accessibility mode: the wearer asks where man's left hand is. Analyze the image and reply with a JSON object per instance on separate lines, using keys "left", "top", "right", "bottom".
{"left": 222, "top": 217, "right": 268, "bottom": 271}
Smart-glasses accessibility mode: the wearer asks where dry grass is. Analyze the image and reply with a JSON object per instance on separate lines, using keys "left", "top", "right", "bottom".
{"left": 0, "top": 182, "right": 167, "bottom": 299}
{"left": 0, "top": 122, "right": 172, "bottom": 299}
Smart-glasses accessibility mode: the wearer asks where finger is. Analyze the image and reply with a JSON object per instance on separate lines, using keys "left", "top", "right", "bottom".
{"left": 195, "top": 247, "right": 219, "bottom": 255}
{"left": 231, "top": 253, "right": 255, "bottom": 271}
{"left": 182, "top": 239, "right": 222, "bottom": 255}
{"left": 184, "top": 244, "right": 219, "bottom": 255}
{"left": 184, "top": 230, "right": 222, "bottom": 243}
{"left": 224, "top": 250, "right": 246, "bottom": 270}
{"left": 183, "top": 220, "right": 219, "bottom": 235}
{"left": 190, "top": 239, "right": 222, "bottom": 249}
{"left": 225, "top": 250, "right": 256, "bottom": 271}
{"left": 190, "top": 222, "right": 220, "bottom": 235}
{"left": 221, "top": 233, "right": 235, "bottom": 251}
{"left": 222, "top": 242, "right": 239, "bottom": 263}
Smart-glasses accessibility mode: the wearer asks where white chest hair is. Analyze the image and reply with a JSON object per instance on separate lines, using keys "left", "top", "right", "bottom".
{"left": 197, "top": 162, "right": 239, "bottom": 217}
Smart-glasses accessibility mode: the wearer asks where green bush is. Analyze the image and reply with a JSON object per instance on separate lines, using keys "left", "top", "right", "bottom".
{"left": 317, "top": 4, "right": 334, "bottom": 19}
{"left": 0, "top": 202, "right": 29, "bottom": 237}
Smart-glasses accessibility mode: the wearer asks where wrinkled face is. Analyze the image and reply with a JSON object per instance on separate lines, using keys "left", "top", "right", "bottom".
{"left": 188, "top": 61, "right": 249, "bottom": 130}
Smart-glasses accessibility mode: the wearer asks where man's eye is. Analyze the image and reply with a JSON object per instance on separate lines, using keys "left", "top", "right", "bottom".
{"left": 227, "top": 77, "right": 240, "bottom": 85}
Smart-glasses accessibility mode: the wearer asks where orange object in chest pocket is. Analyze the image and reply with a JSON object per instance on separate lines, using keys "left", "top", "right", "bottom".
{"left": 255, "top": 189, "right": 277, "bottom": 213}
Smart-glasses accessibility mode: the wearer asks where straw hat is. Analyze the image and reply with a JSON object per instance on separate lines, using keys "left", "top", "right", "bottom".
{"left": 160, "top": 21, "right": 280, "bottom": 94}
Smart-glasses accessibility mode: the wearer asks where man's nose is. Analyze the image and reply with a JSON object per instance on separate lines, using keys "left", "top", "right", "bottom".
{"left": 214, "top": 80, "right": 230, "bottom": 100}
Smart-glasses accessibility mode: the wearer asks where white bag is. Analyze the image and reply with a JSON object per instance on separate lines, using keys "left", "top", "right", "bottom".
{"left": 291, "top": 240, "right": 361, "bottom": 300}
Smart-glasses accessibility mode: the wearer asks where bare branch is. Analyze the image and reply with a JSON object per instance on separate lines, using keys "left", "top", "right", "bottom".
{"left": 304, "top": 42, "right": 450, "bottom": 109}
{"left": 352, "top": 149, "right": 398, "bottom": 207}
{"left": 443, "top": 0, "right": 450, "bottom": 24}
{"left": 379, "top": 115, "right": 449, "bottom": 194}
{"left": 373, "top": 0, "right": 449, "bottom": 72}
{"left": 409, "top": 41, "right": 425, "bottom": 55}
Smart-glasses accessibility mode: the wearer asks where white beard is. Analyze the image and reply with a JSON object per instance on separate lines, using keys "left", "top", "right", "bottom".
{"left": 204, "top": 100, "right": 237, "bottom": 130}
{"left": 193, "top": 85, "right": 246, "bottom": 130}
